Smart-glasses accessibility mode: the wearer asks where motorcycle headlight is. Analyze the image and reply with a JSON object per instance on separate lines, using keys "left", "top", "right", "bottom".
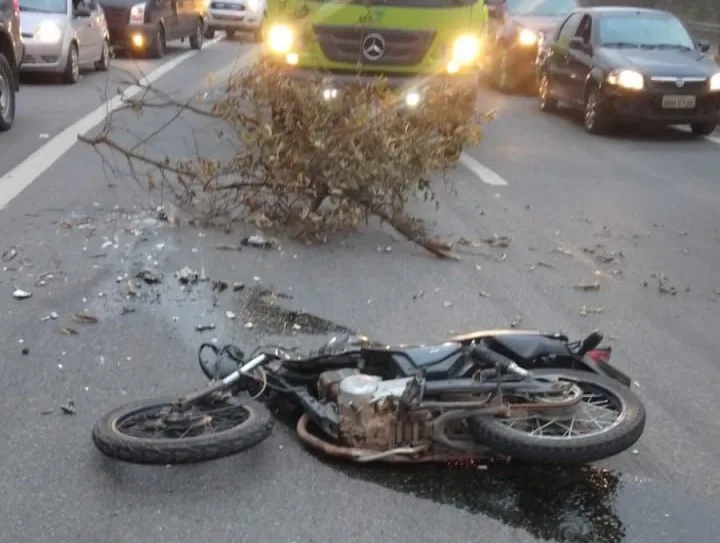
{"left": 518, "top": 28, "right": 538, "bottom": 46}
{"left": 452, "top": 34, "right": 481, "bottom": 65}
{"left": 267, "top": 24, "right": 293, "bottom": 53}
{"left": 710, "top": 73, "right": 720, "bottom": 91}
{"left": 34, "top": 21, "right": 62, "bottom": 43}
{"left": 606, "top": 69, "right": 644, "bottom": 90}
{"left": 246, "top": 0, "right": 259, "bottom": 11}
{"left": 129, "top": 2, "right": 145, "bottom": 24}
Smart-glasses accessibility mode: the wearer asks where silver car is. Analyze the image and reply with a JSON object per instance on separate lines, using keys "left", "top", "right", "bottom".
{"left": 19, "top": 0, "right": 110, "bottom": 83}
{"left": 204, "top": 0, "right": 265, "bottom": 42}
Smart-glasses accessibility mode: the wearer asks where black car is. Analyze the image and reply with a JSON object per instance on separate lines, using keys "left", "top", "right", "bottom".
{"left": 484, "top": 0, "right": 579, "bottom": 92}
{"left": 0, "top": 0, "right": 23, "bottom": 131}
{"left": 101, "top": 0, "right": 207, "bottom": 58}
{"left": 536, "top": 6, "right": 720, "bottom": 136}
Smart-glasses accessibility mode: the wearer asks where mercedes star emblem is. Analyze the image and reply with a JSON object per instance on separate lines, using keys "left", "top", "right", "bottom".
{"left": 362, "top": 33, "right": 386, "bottom": 61}
{"left": 675, "top": 79, "right": 685, "bottom": 88}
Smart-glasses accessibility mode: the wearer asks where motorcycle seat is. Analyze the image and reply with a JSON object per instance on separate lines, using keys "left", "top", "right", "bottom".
{"left": 388, "top": 342, "right": 465, "bottom": 379}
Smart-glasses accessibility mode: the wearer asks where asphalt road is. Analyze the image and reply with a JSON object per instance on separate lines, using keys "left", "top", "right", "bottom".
{"left": 2, "top": 40, "right": 720, "bottom": 543}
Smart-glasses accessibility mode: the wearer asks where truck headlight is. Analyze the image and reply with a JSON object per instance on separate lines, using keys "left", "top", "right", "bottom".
{"left": 517, "top": 28, "right": 538, "bottom": 46}
{"left": 710, "top": 73, "right": 720, "bottom": 91}
{"left": 606, "top": 69, "right": 644, "bottom": 90}
{"left": 267, "top": 24, "right": 293, "bottom": 53}
{"left": 452, "top": 34, "right": 481, "bottom": 65}
{"left": 34, "top": 21, "right": 62, "bottom": 43}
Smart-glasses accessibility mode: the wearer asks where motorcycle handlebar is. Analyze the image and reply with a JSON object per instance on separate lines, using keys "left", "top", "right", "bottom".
{"left": 577, "top": 331, "right": 603, "bottom": 357}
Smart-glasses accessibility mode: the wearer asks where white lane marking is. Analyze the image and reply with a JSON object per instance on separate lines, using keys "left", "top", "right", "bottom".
{"left": 0, "top": 38, "right": 223, "bottom": 210}
{"left": 459, "top": 152, "right": 510, "bottom": 186}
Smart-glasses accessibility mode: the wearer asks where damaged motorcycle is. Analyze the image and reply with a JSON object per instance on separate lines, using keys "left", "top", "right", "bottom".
{"left": 92, "top": 329, "right": 646, "bottom": 465}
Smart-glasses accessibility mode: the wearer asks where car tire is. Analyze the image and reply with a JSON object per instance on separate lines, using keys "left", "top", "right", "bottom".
{"left": 690, "top": 121, "right": 717, "bottom": 136}
{"left": 61, "top": 42, "right": 80, "bottom": 84}
{"left": 0, "top": 53, "right": 16, "bottom": 132}
{"left": 496, "top": 52, "right": 515, "bottom": 94}
{"left": 95, "top": 39, "right": 110, "bottom": 71}
{"left": 149, "top": 25, "right": 166, "bottom": 59}
{"left": 583, "top": 85, "right": 610, "bottom": 135}
{"left": 538, "top": 72, "right": 558, "bottom": 112}
{"left": 189, "top": 18, "right": 204, "bottom": 50}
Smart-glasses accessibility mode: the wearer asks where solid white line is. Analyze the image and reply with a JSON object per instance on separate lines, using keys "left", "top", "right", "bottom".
{"left": 0, "top": 37, "right": 223, "bottom": 210}
{"left": 459, "top": 152, "right": 510, "bottom": 186}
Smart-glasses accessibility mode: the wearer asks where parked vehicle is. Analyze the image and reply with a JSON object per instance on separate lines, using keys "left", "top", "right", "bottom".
{"left": 484, "top": 0, "right": 578, "bottom": 92}
{"left": 0, "top": 0, "right": 23, "bottom": 131}
{"left": 204, "top": 0, "right": 265, "bottom": 42}
{"left": 100, "top": 0, "right": 207, "bottom": 59}
{"left": 536, "top": 6, "right": 720, "bottom": 136}
{"left": 19, "top": 0, "right": 109, "bottom": 84}
{"left": 91, "top": 329, "right": 646, "bottom": 466}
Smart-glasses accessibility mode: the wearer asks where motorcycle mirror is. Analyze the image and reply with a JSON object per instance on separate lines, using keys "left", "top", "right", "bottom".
{"left": 577, "top": 331, "right": 603, "bottom": 356}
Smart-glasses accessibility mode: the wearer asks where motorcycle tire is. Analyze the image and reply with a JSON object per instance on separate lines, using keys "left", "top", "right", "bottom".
{"left": 92, "top": 395, "right": 273, "bottom": 465}
{"left": 468, "top": 368, "right": 645, "bottom": 464}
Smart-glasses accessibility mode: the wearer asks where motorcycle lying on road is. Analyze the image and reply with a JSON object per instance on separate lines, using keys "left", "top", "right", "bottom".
{"left": 92, "top": 329, "right": 646, "bottom": 465}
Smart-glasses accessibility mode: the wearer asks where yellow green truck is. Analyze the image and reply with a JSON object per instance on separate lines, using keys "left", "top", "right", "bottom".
{"left": 262, "top": 0, "right": 489, "bottom": 104}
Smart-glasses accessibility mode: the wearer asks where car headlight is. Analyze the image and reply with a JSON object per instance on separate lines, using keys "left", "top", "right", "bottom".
{"left": 34, "top": 21, "right": 62, "bottom": 43}
{"left": 267, "top": 24, "right": 293, "bottom": 53}
{"left": 710, "top": 73, "right": 720, "bottom": 91}
{"left": 452, "top": 34, "right": 481, "bottom": 65}
{"left": 246, "top": 0, "right": 259, "bottom": 11}
{"left": 517, "top": 28, "right": 538, "bottom": 46}
{"left": 606, "top": 69, "right": 644, "bottom": 90}
{"left": 129, "top": 2, "right": 145, "bottom": 24}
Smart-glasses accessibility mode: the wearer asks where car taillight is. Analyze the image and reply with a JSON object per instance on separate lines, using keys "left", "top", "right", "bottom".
{"left": 588, "top": 347, "right": 612, "bottom": 364}
{"left": 12, "top": 0, "right": 18, "bottom": 13}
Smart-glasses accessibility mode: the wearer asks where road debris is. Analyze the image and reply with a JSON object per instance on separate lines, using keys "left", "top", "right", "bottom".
{"left": 244, "top": 322, "right": 254, "bottom": 329}
{"left": 241, "top": 234, "right": 276, "bottom": 249}
{"left": 40, "top": 312, "right": 59, "bottom": 322}
{"left": 13, "top": 288, "right": 32, "bottom": 300}
{"left": 136, "top": 269, "right": 162, "bottom": 284}
{"left": 195, "top": 324, "right": 216, "bottom": 332}
{"left": 580, "top": 305, "right": 604, "bottom": 316}
{"left": 233, "top": 282, "right": 245, "bottom": 292}
{"left": 481, "top": 234, "right": 511, "bottom": 248}
{"left": 527, "top": 261, "right": 554, "bottom": 271}
{"left": 479, "top": 290, "right": 490, "bottom": 298}
{"left": 72, "top": 313, "right": 99, "bottom": 324}
{"left": 176, "top": 266, "right": 200, "bottom": 285}
{"left": 21, "top": 347, "right": 29, "bottom": 355}
{"left": 443, "top": 301, "right": 453, "bottom": 308}
{"left": 574, "top": 281, "right": 601, "bottom": 292}
{"left": 59, "top": 327, "right": 79, "bottom": 335}
{"left": 60, "top": 400, "right": 76, "bottom": 415}
{"left": 552, "top": 247, "right": 573, "bottom": 257}
{"left": 412, "top": 290, "right": 425, "bottom": 300}
{"left": 216, "top": 244, "right": 243, "bottom": 251}
{"left": 510, "top": 316, "right": 522, "bottom": 328}
{"left": 212, "top": 280, "right": 228, "bottom": 292}
{"left": 2, "top": 247, "right": 17, "bottom": 261}
{"left": 225, "top": 311, "right": 236, "bottom": 319}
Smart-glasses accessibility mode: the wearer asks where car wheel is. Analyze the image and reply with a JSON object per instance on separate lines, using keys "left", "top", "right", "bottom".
{"left": 95, "top": 39, "right": 110, "bottom": 71}
{"left": 62, "top": 43, "right": 80, "bottom": 84}
{"left": 204, "top": 28, "right": 216, "bottom": 39}
{"left": 538, "top": 73, "right": 558, "bottom": 112}
{"left": 496, "top": 52, "right": 515, "bottom": 93}
{"left": 584, "top": 85, "right": 610, "bottom": 135}
{"left": 189, "top": 18, "right": 204, "bottom": 50}
{"left": 0, "top": 53, "right": 16, "bottom": 132}
{"left": 149, "top": 25, "right": 166, "bottom": 59}
{"left": 690, "top": 121, "right": 717, "bottom": 136}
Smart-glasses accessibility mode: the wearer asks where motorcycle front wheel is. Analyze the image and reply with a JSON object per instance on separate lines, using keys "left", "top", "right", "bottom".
{"left": 469, "top": 369, "right": 646, "bottom": 464}
{"left": 92, "top": 395, "right": 273, "bottom": 465}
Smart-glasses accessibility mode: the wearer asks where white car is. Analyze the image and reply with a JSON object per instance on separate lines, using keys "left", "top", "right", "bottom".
{"left": 19, "top": 0, "right": 110, "bottom": 84}
{"left": 204, "top": 0, "right": 265, "bottom": 41}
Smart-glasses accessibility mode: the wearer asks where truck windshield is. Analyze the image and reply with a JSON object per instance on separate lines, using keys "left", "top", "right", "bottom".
{"left": 19, "top": 0, "right": 67, "bottom": 13}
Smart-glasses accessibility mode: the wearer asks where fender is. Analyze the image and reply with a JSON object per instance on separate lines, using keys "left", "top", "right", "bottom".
{"left": 584, "top": 66, "right": 606, "bottom": 94}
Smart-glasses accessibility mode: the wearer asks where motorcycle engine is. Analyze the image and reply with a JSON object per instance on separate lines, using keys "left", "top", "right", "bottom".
{"left": 317, "top": 369, "right": 431, "bottom": 450}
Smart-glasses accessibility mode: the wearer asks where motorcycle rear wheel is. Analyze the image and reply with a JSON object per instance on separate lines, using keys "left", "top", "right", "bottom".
{"left": 92, "top": 395, "right": 273, "bottom": 464}
{"left": 468, "top": 369, "right": 645, "bottom": 464}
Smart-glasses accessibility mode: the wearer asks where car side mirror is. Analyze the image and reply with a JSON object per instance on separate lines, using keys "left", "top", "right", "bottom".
{"left": 74, "top": 6, "right": 92, "bottom": 17}
{"left": 569, "top": 36, "right": 589, "bottom": 52}
{"left": 696, "top": 39, "right": 710, "bottom": 53}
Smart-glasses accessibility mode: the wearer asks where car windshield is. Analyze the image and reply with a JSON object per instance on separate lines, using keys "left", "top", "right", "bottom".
{"left": 505, "top": 0, "right": 577, "bottom": 16}
{"left": 598, "top": 13, "right": 696, "bottom": 49}
{"left": 19, "top": 0, "right": 66, "bottom": 13}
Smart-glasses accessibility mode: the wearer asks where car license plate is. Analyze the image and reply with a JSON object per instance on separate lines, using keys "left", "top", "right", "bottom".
{"left": 661, "top": 95, "right": 696, "bottom": 109}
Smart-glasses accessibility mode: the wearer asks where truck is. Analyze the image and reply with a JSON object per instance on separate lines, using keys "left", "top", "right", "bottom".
{"left": 262, "top": 0, "right": 489, "bottom": 106}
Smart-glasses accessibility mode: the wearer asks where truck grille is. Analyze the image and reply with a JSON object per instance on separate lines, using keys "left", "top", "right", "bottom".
{"left": 103, "top": 6, "right": 129, "bottom": 29}
{"left": 312, "top": 26, "right": 436, "bottom": 66}
{"left": 649, "top": 79, "right": 707, "bottom": 94}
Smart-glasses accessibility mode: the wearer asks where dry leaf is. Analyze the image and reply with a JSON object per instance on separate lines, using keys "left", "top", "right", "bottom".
{"left": 72, "top": 313, "right": 98, "bottom": 324}
{"left": 574, "top": 282, "right": 600, "bottom": 292}
{"left": 59, "top": 327, "right": 79, "bottom": 335}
